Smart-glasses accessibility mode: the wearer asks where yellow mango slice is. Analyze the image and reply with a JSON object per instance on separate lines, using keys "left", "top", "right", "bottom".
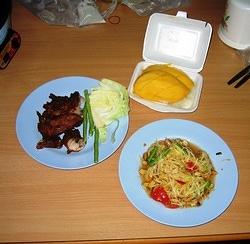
{"left": 134, "top": 70, "right": 170, "bottom": 89}
{"left": 133, "top": 71, "right": 190, "bottom": 103}
{"left": 143, "top": 64, "right": 194, "bottom": 90}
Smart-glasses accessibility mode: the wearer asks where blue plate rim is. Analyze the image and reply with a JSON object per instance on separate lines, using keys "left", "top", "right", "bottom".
{"left": 16, "top": 76, "right": 129, "bottom": 170}
{"left": 119, "top": 118, "right": 238, "bottom": 227}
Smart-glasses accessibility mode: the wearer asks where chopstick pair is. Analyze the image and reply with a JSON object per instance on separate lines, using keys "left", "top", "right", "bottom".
{"left": 227, "top": 64, "right": 250, "bottom": 88}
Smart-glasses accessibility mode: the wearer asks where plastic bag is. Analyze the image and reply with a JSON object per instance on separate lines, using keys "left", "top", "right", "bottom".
{"left": 122, "top": 0, "right": 192, "bottom": 16}
{"left": 18, "top": 0, "right": 117, "bottom": 27}
{"left": 18, "top": 0, "right": 192, "bottom": 26}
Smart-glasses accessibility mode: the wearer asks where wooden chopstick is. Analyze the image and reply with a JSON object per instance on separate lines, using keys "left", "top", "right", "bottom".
{"left": 234, "top": 71, "right": 250, "bottom": 88}
{"left": 227, "top": 64, "right": 250, "bottom": 87}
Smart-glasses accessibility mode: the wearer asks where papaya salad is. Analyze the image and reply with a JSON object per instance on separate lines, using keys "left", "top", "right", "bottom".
{"left": 139, "top": 138, "right": 217, "bottom": 208}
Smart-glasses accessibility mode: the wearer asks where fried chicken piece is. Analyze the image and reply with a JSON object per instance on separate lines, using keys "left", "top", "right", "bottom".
{"left": 36, "top": 135, "right": 63, "bottom": 149}
{"left": 36, "top": 91, "right": 85, "bottom": 153}
{"left": 62, "top": 129, "right": 85, "bottom": 154}
{"left": 43, "top": 92, "right": 82, "bottom": 117}
{"left": 37, "top": 112, "right": 82, "bottom": 138}
{"left": 37, "top": 91, "right": 83, "bottom": 138}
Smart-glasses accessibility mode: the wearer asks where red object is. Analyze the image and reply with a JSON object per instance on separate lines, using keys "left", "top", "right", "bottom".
{"left": 151, "top": 187, "right": 170, "bottom": 205}
{"left": 186, "top": 161, "right": 198, "bottom": 172}
{"left": 151, "top": 187, "right": 179, "bottom": 208}
{"left": 176, "top": 179, "right": 186, "bottom": 185}
{"left": 0, "top": 29, "right": 21, "bottom": 69}
{"left": 108, "top": 15, "right": 121, "bottom": 24}
{"left": 167, "top": 203, "right": 179, "bottom": 209}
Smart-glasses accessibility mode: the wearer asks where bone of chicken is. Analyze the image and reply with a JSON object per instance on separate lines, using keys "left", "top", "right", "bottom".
{"left": 62, "top": 129, "right": 85, "bottom": 154}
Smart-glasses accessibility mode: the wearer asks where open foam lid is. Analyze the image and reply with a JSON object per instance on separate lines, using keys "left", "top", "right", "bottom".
{"left": 142, "top": 12, "right": 212, "bottom": 73}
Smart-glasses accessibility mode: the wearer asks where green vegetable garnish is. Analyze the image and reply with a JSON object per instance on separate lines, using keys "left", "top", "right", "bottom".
{"left": 147, "top": 145, "right": 170, "bottom": 166}
{"left": 94, "top": 126, "right": 99, "bottom": 163}
{"left": 82, "top": 103, "right": 88, "bottom": 144}
{"left": 147, "top": 146, "right": 158, "bottom": 165}
{"left": 175, "top": 142, "right": 188, "bottom": 154}
{"left": 84, "top": 89, "right": 99, "bottom": 163}
{"left": 82, "top": 79, "right": 129, "bottom": 163}
{"left": 84, "top": 89, "right": 95, "bottom": 136}
{"left": 89, "top": 78, "right": 129, "bottom": 142}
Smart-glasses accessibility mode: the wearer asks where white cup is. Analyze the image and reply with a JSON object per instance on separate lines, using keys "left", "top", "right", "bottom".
{"left": 218, "top": 0, "right": 250, "bottom": 50}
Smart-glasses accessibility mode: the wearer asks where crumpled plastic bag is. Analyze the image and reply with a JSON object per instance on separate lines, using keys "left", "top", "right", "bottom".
{"left": 18, "top": 0, "right": 117, "bottom": 27}
{"left": 122, "top": 0, "right": 192, "bottom": 16}
{"left": 18, "top": 0, "right": 192, "bottom": 27}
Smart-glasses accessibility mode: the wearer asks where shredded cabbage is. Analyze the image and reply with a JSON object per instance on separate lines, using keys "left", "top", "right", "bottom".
{"left": 89, "top": 78, "right": 129, "bottom": 142}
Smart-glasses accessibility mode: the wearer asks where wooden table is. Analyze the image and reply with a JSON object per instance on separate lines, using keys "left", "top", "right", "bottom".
{"left": 1, "top": 0, "right": 249, "bottom": 243}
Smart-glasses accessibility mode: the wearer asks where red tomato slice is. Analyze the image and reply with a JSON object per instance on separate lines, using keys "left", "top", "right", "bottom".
{"left": 166, "top": 203, "right": 179, "bottom": 209}
{"left": 151, "top": 186, "right": 170, "bottom": 205}
{"left": 151, "top": 187, "right": 180, "bottom": 209}
{"left": 186, "top": 160, "right": 198, "bottom": 172}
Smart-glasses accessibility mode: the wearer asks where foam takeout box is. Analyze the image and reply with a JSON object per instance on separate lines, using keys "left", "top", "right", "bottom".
{"left": 128, "top": 11, "right": 212, "bottom": 113}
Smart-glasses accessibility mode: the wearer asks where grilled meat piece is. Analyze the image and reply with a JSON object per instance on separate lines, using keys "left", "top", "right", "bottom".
{"left": 43, "top": 92, "right": 82, "bottom": 117}
{"left": 37, "top": 91, "right": 83, "bottom": 140}
{"left": 37, "top": 112, "right": 82, "bottom": 138}
{"left": 62, "top": 129, "right": 85, "bottom": 154}
{"left": 36, "top": 135, "right": 63, "bottom": 149}
{"left": 36, "top": 91, "right": 84, "bottom": 153}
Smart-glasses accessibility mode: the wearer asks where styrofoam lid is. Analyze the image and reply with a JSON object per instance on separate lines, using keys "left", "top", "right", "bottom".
{"left": 143, "top": 12, "right": 212, "bottom": 72}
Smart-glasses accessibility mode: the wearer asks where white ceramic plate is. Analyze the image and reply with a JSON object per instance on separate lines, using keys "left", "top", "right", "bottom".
{"left": 119, "top": 119, "right": 238, "bottom": 227}
{"left": 16, "top": 76, "right": 129, "bottom": 170}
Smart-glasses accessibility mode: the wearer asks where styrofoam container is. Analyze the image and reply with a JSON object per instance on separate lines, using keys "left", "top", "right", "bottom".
{"left": 128, "top": 12, "right": 212, "bottom": 113}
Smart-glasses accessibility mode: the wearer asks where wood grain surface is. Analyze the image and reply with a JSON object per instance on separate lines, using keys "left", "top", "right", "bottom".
{"left": 0, "top": 0, "right": 249, "bottom": 243}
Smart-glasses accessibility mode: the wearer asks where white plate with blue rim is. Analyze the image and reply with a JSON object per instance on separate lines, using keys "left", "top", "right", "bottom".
{"left": 16, "top": 76, "right": 129, "bottom": 170}
{"left": 119, "top": 119, "right": 238, "bottom": 227}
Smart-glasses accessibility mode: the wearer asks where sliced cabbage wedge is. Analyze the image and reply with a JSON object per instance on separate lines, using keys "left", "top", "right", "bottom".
{"left": 89, "top": 78, "right": 129, "bottom": 142}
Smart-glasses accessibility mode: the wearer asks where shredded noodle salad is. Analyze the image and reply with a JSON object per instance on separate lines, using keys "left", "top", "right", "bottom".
{"left": 139, "top": 138, "right": 217, "bottom": 208}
